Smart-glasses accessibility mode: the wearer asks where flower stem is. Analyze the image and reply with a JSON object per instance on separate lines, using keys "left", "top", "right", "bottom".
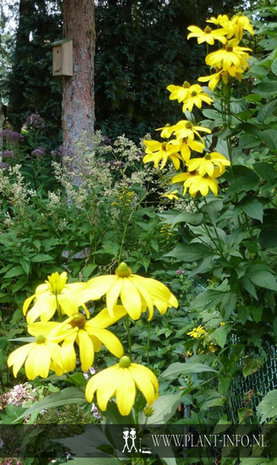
{"left": 126, "top": 315, "right": 133, "bottom": 361}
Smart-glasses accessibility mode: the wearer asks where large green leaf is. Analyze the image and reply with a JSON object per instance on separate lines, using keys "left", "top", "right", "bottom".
{"left": 139, "top": 393, "right": 183, "bottom": 424}
{"left": 249, "top": 270, "right": 277, "bottom": 291}
{"left": 165, "top": 243, "right": 211, "bottom": 262}
{"left": 160, "top": 362, "right": 217, "bottom": 380}
{"left": 257, "top": 389, "right": 277, "bottom": 423}
{"left": 258, "top": 129, "right": 277, "bottom": 151}
{"left": 170, "top": 212, "right": 203, "bottom": 226}
{"left": 241, "top": 200, "right": 264, "bottom": 222}
{"left": 15, "top": 387, "right": 85, "bottom": 422}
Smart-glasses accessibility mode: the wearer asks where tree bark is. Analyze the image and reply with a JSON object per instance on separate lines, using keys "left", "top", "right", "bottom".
{"left": 62, "top": 0, "right": 95, "bottom": 169}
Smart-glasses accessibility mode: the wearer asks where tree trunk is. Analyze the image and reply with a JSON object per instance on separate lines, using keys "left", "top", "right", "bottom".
{"left": 62, "top": 0, "right": 95, "bottom": 172}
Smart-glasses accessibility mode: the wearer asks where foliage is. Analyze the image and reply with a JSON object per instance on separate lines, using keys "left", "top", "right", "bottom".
{"left": 5, "top": 0, "right": 242, "bottom": 141}
{"left": 1, "top": 4, "right": 277, "bottom": 465}
{"left": 7, "top": 0, "right": 62, "bottom": 138}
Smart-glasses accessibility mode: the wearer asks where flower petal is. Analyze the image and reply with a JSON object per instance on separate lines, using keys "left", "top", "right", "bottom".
{"left": 116, "top": 368, "right": 136, "bottom": 416}
{"left": 7, "top": 343, "right": 34, "bottom": 378}
{"left": 77, "top": 329, "right": 95, "bottom": 371}
{"left": 25, "top": 344, "right": 51, "bottom": 379}
{"left": 120, "top": 279, "right": 142, "bottom": 320}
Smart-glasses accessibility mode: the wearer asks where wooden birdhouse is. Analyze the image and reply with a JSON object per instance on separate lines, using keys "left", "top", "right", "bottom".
{"left": 52, "top": 39, "right": 73, "bottom": 76}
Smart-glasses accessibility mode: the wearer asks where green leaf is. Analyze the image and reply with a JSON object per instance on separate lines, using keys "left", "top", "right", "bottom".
{"left": 81, "top": 263, "right": 97, "bottom": 280}
{"left": 243, "top": 356, "right": 264, "bottom": 378}
{"left": 271, "top": 59, "right": 277, "bottom": 75}
{"left": 0, "top": 404, "right": 26, "bottom": 424}
{"left": 140, "top": 393, "right": 183, "bottom": 424}
{"left": 165, "top": 243, "right": 211, "bottom": 262}
{"left": 251, "top": 306, "right": 263, "bottom": 323}
{"left": 171, "top": 212, "right": 203, "bottom": 226}
{"left": 241, "top": 277, "right": 258, "bottom": 300}
{"left": 201, "top": 198, "right": 223, "bottom": 222}
{"left": 211, "top": 325, "right": 230, "bottom": 348}
{"left": 31, "top": 254, "right": 54, "bottom": 262}
{"left": 241, "top": 200, "right": 264, "bottom": 222}
{"left": 4, "top": 265, "right": 24, "bottom": 278}
{"left": 259, "top": 129, "right": 277, "bottom": 152}
{"left": 257, "top": 99, "right": 277, "bottom": 122}
{"left": 15, "top": 387, "right": 85, "bottom": 422}
{"left": 257, "top": 389, "right": 277, "bottom": 422}
{"left": 160, "top": 362, "right": 217, "bottom": 380}
{"left": 254, "top": 79, "right": 277, "bottom": 95}
{"left": 249, "top": 270, "right": 277, "bottom": 291}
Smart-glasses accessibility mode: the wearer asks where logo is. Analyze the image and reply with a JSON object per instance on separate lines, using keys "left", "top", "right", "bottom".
{"left": 121, "top": 428, "right": 151, "bottom": 455}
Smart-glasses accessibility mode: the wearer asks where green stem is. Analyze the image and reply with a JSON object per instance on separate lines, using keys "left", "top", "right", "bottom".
{"left": 146, "top": 321, "right": 151, "bottom": 366}
{"left": 118, "top": 193, "right": 147, "bottom": 264}
{"left": 126, "top": 315, "right": 133, "bottom": 360}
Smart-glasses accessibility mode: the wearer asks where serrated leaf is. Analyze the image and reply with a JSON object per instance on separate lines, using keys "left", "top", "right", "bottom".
{"left": 160, "top": 362, "right": 217, "bottom": 380}
{"left": 211, "top": 325, "right": 230, "bottom": 348}
{"left": 257, "top": 389, "right": 277, "bottom": 423}
{"left": 249, "top": 270, "right": 277, "bottom": 291}
{"left": 241, "top": 200, "right": 264, "bottom": 222}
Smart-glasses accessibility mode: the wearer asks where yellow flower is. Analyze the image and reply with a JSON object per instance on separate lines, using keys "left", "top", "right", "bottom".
{"left": 80, "top": 262, "right": 178, "bottom": 321}
{"left": 85, "top": 355, "right": 159, "bottom": 416}
{"left": 230, "top": 15, "right": 254, "bottom": 42}
{"left": 143, "top": 139, "right": 182, "bottom": 170}
{"left": 162, "top": 190, "right": 179, "bottom": 200}
{"left": 23, "top": 272, "right": 87, "bottom": 323}
{"left": 206, "top": 42, "right": 252, "bottom": 71}
{"left": 61, "top": 309, "right": 124, "bottom": 372}
{"left": 167, "top": 83, "right": 213, "bottom": 113}
{"left": 7, "top": 327, "right": 68, "bottom": 379}
{"left": 198, "top": 65, "right": 246, "bottom": 90}
{"left": 28, "top": 307, "right": 125, "bottom": 372}
{"left": 206, "top": 14, "right": 230, "bottom": 27}
{"left": 187, "top": 152, "right": 230, "bottom": 177}
{"left": 167, "top": 81, "right": 191, "bottom": 102}
{"left": 187, "top": 325, "right": 206, "bottom": 339}
{"left": 157, "top": 120, "right": 211, "bottom": 142}
{"left": 208, "top": 14, "right": 254, "bottom": 42}
{"left": 187, "top": 25, "right": 227, "bottom": 45}
{"left": 172, "top": 172, "right": 219, "bottom": 197}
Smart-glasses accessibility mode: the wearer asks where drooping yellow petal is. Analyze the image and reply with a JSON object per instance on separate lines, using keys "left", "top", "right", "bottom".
{"left": 87, "top": 306, "right": 127, "bottom": 328}
{"left": 26, "top": 292, "right": 56, "bottom": 323}
{"left": 87, "top": 327, "right": 123, "bottom": 358}
{"left": 129, "top": 364, "right": 158, "bottom": 405}
{"left": 27, "top": 321, "right": 60, "bottom": 337}
{"left": 96, "top": 366, "right": 120, "bottom": 411}
{"left": 25, "top": 344, "right": 51, "bottom": 380}
{"left": 81, "top": 275, "right": 117, "bottom": 303}
{"left": 120, "top": 279, "right": 142, "bottom": 320}
{"left": 106, "top": 278, "right": 122, "bottom": 316}
{"left": 77, "top": 329, "right": 95, "bottom": 371}
{"left": 23, "top": 294, "right": 36, "bottom": 315}
{"left": 116, "top": 368, "right": 136, "bottom": 416}
{"left": 7, "top": 343, "right": 34, "bottom": 378}
{"left": 130, "top": 277, "right": 154, "bottom": 320}
{"left": 60, "top": 335, "right": 77, "bottom": 372}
